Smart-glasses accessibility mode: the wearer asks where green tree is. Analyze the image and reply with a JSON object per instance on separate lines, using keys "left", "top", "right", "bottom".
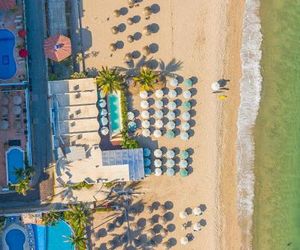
{"left": 42, "top": 211, "right": 63, "bottom": 226}
{"left": 13, "top": 166, "right": 35, "bottom": 196}
{"left": 64, "top": 204, "right": 90, "bottom": 229}
{"left": 133, "top": 67, "right": 160, "bottom": 91}
{"left": 65, "top": 230, "right": 87, "bottom": 250}
{"left": 14, "top": 178, "right": 31, "bottom": 196}
{"left": 96, "top": 67, "right": 123, "bottom": 95}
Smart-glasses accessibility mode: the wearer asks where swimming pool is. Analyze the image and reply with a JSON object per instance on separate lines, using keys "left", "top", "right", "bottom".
{"left": 5, "top": 229, "right": 26, "bottom": 250}
{"left": 32, "top": 220, "right": 74, "bottom": 250}
{"left": 108, "top": 92, "right": 122, "bottom": 135}
{"left": 0, "top": 29, "right": 17, "bottom": 80}
{"left": 6, "top": 147, "right": 24, "bottom": 184}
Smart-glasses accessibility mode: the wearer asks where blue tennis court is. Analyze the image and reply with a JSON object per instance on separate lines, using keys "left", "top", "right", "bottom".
{"left": 6, "top": 147, "right": 24, "bottom": 184}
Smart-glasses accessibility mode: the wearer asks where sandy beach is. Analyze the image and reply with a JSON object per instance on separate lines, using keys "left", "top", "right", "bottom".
{"left": 79, "top": 0, "right": 245, "bottom": 249}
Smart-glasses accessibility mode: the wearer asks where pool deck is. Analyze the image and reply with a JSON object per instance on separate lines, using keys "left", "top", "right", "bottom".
{"left": 2, "top": 223, "right": 30, "bottom": 250}
{"left": 0, "top": 89, "right": 27, "bottom": 187}
{"left": 0, "top": 2, "right": 27, "bottom": 84}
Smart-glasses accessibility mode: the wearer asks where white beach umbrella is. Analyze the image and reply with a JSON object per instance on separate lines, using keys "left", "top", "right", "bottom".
{"left": 166, "top": 121, "right": 176, "bottom": 130}
{"left": 166, "top": 159, "right": 175, "bottom": 168}
{"left": 166, "top": 111, "right": 176, "bottom": 120}
{"left": 154, "top": 149, "right": 163, "bottom": 158}
{"left": 101, "top": 127, "right": 109, "bottom": 135}
{"left": 180, "top": 132, "right": 189, "bottom": 141}
{"left": 13, "top": 105, "right": 22, "bottom": 115}
{"left": 155, "top": 100, "right": 164, "bottom": 109}
{"left": 167, "top": 101, "right": 177, "bottom": 111}
{"left": 179, "top": 160, "right": 188, "bottom": 168}
{"left": 179, "top": 211, "right": 188, "bottom": 219}
{"left": 181, "top": 122, "right": 190, "bottom": 131}
{"left": 193, "top": 207, "right": 202, "bottom": 216}
{"left": 155, "top": 120, "right": 164, "bottom": 129}
{"left": 183, "top": 90, "right": 192, "bottom": 99}
{"left": 169, "top": 78, "right": 178, "bottom": 87}
{"left": 155, "top": 168, "right": 162, "bottom": 176}
{"left": 211, "top": 82, "right": 221, "bottom": 91}
{"left": 166, "top": 167, "right": 175, "bottom": 176}
{"left": 154, "top": 110, "right": 164, "bottom": 119}
{"left": 127, "top": 111, "right": 135, "bottom": 121}
{"left": 168, "top": 89, "right": 177, "bottom": 99}
{"left": 180, "top": 237, "right": 189, "bottom": 245}
{"left": 140, "top": 100, "right": 149, "bottom": 109}
{"left": 99, "top": 99, "right": 106, "bottom": 108}
{"left": 142, "top": 120, "right": 150, "bottom": 129}
{"left": 155, "top": 89, "right": 164, "bottom": 98}
{"left": 139, "top": 90, "right": 148, "bottom": 99}
{"left": 141, "top": 110, "right": 150, "bottom": 119}
{"left": 101, "top": 109, "right": 108, "bottom": 116}
{"left": 166, "top": 149, "right": 175, "bottom": 159}
{"left": 143, "top": 148, "right": 151, "bottom": 157}
{"left": 181, "top": 112, "right": 191, "bottom": 121}
{"left": 101, "top": 117, "right": 108, "bottom": 126}
{"left": 193, "top": 222, "right": 201, "bottom": 231}
{"left": 13, "top": 95, "right": 22, "bottom": 105}
{"left": 154, "top": 159, "right": 162, "bottom": 168}
{"left": 142, "top": 129, "right": 151, "bottom": 137}
{"left": 153, "top": 129, "right": 162, "bottom": 138}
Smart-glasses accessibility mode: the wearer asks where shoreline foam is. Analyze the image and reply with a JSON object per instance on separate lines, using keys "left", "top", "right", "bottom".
{"left": 237, "top": 0, "right": 262, "bottom": 247}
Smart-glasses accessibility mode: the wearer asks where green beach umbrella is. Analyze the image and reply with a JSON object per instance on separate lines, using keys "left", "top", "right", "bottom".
{"left": 165, "top": 130, "right": 175, "bottom": 139}
{"left": 180, "top": 150, "right": 189, "bottom": 159}
{"left": 179, "top": 168, "right": 188, "bottom": 177}
{"left": 182, "top": 101, "right": 192, "bottom": 110}
{"left": 183, "top": 78, "right": 193, "bottom": 87}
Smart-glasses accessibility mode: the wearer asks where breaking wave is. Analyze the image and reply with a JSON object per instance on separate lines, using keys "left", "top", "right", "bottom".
{"left": 237, "top": 0, "right": 262, "bottom": 247}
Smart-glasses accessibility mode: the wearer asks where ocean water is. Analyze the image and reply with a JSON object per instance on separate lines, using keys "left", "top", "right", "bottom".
{"left": 253, "top": 0, "right": 300, "bottom": 249}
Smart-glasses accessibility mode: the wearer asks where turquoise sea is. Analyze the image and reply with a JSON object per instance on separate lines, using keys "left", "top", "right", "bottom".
{"left": 253, "top": 0, "right": 300, "bottom": 249}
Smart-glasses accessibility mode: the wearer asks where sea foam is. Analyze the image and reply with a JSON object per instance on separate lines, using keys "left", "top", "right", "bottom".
{"left": 237, "top": 0, "right": 262, "bottom": 247}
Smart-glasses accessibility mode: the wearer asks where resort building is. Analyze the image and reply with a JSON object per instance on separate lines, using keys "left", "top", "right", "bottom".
{"left": 48, "top": 78, "right": 145, "bottom": 189}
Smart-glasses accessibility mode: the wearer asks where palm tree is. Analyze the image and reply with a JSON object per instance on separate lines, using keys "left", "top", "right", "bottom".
{"left": 14, "top": 168, "right": 24, "bottom": 180}
{"left": 42, "top": 211, "right": 63, "bottom": 225}
{"left": 14, "top": 178, "right": 31, "bottom": 196}
{"left": 133, "top": 67, "right": 160, "bottom": 91}
{"left": 24, "top": 166, "right": 35, "bottom": 178}
{"left": 65, "top": 204, "right": 90, "bottom": 229}
{"left": 66, "top": 231, "right": 87, "bottom": 250}
{"left": 96, "top": 66, "right": 124, "bottom": 95}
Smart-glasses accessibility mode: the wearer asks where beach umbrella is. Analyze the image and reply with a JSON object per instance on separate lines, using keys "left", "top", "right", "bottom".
{"left": 127, "top": 111, "right": 135, "bottom": 120}
{"left": 154, "top": 159, "right": 162, "bottom": 168}
{"left": 181, "top": 122, "right": 190, "bottom": 131}
{"left": 140, "top": 100, "right": 149, "bottom": 109}
{"left": 0, "top": 120, "right": 8, "bottom": 130}
{"left": 166, "top": 121, "right": 176, "bottom": 130}
{"left": 193, "top": 207, "right": 202, "bottom": 216}
{"left": 154, "top": 110, "right": 164, "bottom": 119}
{"left": 101, "top": 117, "right": 108, "bottom": 126}
{"left": 154, "top": 168, "right": 162, "bottom": 176}
{"left": 101, "top": 127, "right": 109, "bottom": 135}
{"left": 113, "top": 9, "right": 121, "bottom": 17}
{"left": 111, "top": 26, "right": 119, "bottom": 34}
{"left": 180, "top": 150, "right": 189, "bottom": 159}
{"left": 1, "top": 97, "right": 8, "bottom": 105}
{"left": 211, "top": 82, "right": 221, "bottom": 91}
{"left": 144, "top": 158, "right": 151, "bottom": 167}
{"left": 154, "top": 149, "right": 162, "bottom": 158}
{"left": 179, "top": 160, "right": 188, "bottom": 168}
{"left": 143, "top": 6, "right": 152, "bottom": 16}
{"left": 145, "top": 168, "right": 152, "bottom": 176}
{"left": 179, "top": 168, "right": 189, "bottom": 177}
{"left": 169, "top": 78, "right": 178, "bottom": 88}
{"left": 140, "top": 90, "right": 148, "bottom": 99}
{"left": 160, "top": 228, "right": 168, "bottom": 237}
{"left": 180, "top": 237, "right": 189, "bottom": 245}
{"left": 124, "top": 53, "right": 133, "bottom": 63}
{"left": 143, "top": 26, "right": 151, "bottom": 36}
{"left": 166, "top": 111, "right": 176, "bottom": 120}
{"left": 153, "top": 129, "right": 162, "bottom": 138}
{"left": 141, "top": 110, "right": 150, "bottom": 119}
{"left": 193, "top": 222, "right": 201, "bottom": 231}
{"left": 1, "top": 107, "right": 8, "bottom": 115}
{"left": 143, "top": 148, "right": 151, "bottom": 157}
{"left": 128, "top": 121, "right": 137, "bottom": 132}
{"left": 181, "top": 112, "right": 190, "bottom": 121}
{"left": 142, "top": 120, "right": 150, "bottom": 129}
{"left": 99, "top": 90, "right": 106, "bottom": 98}
{"left": 183, "top": 90, "right": 192, "bottom": 99}
{"left": 99, "top": 99, "right": 106, "bottom": 108}
{"left": 166, "top": 149, "right": 175, "bottom": 159}
{"left": 165, "top": 130, "right": 175, "bottom": 139}
{"left": 182, "top": 101, "right": 192, "bottom": 110}
{"left": 166, "top": 159, "right": 175, "bottom": 168}
{"left": 13, "top": 95, "right": 22, "bottom": 105}
{"left": 168, "top": 89, "right": 177, "bottom": 99}
{"left": 155, "top": 89, "right": 164, "bottom": 98}
{"left": 155, "top": 100, "right": 164, "bottom": 109}
{"left": 109, "top": 43, "right": 117, "bottom": 52}
{"left": 180, "top": 132, "right": 189, "bottom": 141}
{"left": 167, "top": 101, "right": 177, "bottom": 111}
{"left": 44, "top": 34, "right": 71, "bottom": 62}
{"left": 127, "top": 17, "right": 134, "bottom": 25}
{"left": 154, "top": 120, "right": 163, "bottom": 129}
{"left": 183, "top": 78, "right": 193, "bottom": 87}
{"left": 142, "top": 129, "right": 151, "bottom": 137}
{"left": 142, "top": 45, "right": 151, "bottom": 56}
{"left": 13, "top": 105, "right": 21, "bottom": 115}
{"left": 179, "top": 211, "right": 188, "bottom": 219}
{"left": 166, "top": 167, "right": 175, "bottom": 176}
{"left": 101, "top": 109, "right": 108, "bottom": 116}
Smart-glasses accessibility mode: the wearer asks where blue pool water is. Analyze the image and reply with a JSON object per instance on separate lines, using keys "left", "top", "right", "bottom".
{"left": 32, "top": 220, "right": 74, "bottom": 250}
{"left": 6, "top": 147, "right": 24, "bottom": 184}
{"left": 5, "top": 229, "right": 25, "bottom": 250}
{"left": 0, "top": 29, "right": 17, "bottom": 80}
{"left": 108, "top": 92, "right": 122, "bottom": 134}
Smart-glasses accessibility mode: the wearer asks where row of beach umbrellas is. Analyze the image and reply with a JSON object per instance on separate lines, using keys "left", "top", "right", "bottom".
{"left": 167, "top": 78, "right": 194, "bottom": 88}
{"left": 140, "top": 89, "right": 192, "bottom": 101}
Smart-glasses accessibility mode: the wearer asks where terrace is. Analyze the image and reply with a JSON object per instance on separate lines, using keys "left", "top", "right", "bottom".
{"left": 0, "top": 0, "right": 27, "bottom": 84}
